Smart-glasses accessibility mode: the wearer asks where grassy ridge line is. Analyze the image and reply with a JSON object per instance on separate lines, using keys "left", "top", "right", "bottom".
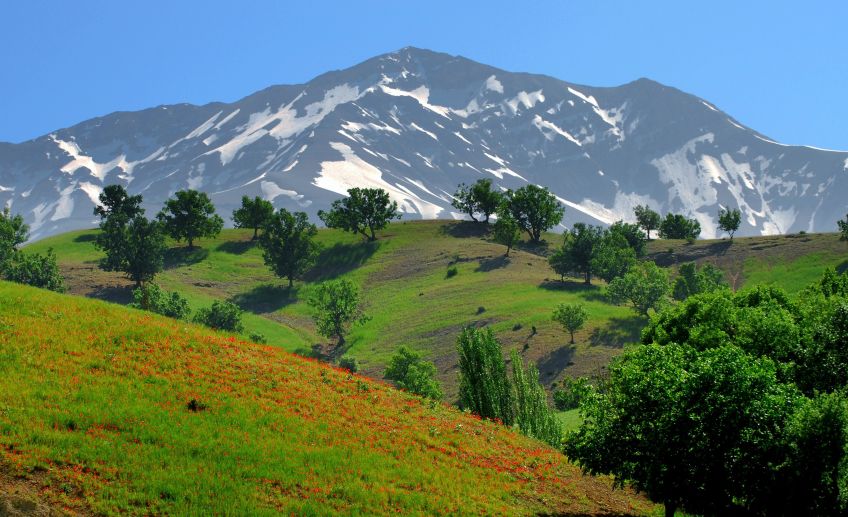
{"left": 0, "top": 281, "right": 654, "bottom": 515}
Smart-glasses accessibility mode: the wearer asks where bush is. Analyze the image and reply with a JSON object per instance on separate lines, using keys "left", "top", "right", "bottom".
{"left": 446, "top": 265, "right": 458, "bottom": 278}
{"left": 3, "top": 249, "right": 65, "bottom": 292}
{"left": 249, "top": 332, "right": 267, "bottom": 344}
{"left": 339, "top": 355, "right": 359, "bottom": 373}
{"left": 553, "top": 377, "right": 590, "bottom": 410}
{"left": 384, "top": 346, "right": 442, "bottom": 400}
{"left": 130, "top": 283, "right": 190, "bottom": 319}
{"left": 193, "top": 300, "right": 244, "bottom": 333}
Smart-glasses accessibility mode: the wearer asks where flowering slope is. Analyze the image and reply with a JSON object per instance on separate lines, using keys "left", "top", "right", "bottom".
{"left": 0, "top": 281, "right": 652, "bottom": 515}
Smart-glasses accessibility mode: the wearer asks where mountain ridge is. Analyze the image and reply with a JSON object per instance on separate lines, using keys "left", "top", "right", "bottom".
{"left": 1, "top": 46, "right": 846, "bottom": 240}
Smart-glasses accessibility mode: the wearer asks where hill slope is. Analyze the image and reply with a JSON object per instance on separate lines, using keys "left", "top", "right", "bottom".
{"left": 0, "top": 281, "right": 654, "bottom": 515}
{"left": 2, "top": 47, "right": 847, "bottom": 240}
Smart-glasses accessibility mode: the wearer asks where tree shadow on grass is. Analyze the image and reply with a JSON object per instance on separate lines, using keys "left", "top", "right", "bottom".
{"left": 837, "top": 259, "right": 848, "bottom": 275}
{"left": 216, "top": 239, "right": 256, "bottom": 255}
{"left": 589, "top": 315, "right": 647, "bottom": 348}
{"left": 304, "top": 241, "right": 380, "bottom": 282}
{"left": 439, "top": 220, "right": 491, "bottom": 238}
{"left": 88, "top": 285, "right": 134, "bottom": 305}
{"left": 475, "top": 255, "right": 510, "bottom": 272}
{"left": 229, "top": 284, "right": 299, "bottom": 314}
{"left": 74, "top": 233, "right": 97, "bottom": 243}
{"left": 536, "top": 345, "right": 576, "bottom": 380}
{"left": 164, "top": 247, "right": 210, "bottom": 269}
{"left": 538, "top": 279, "right": 607, "bottom": 302}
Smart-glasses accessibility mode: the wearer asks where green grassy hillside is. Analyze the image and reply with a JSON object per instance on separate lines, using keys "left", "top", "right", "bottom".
{"left": 27, "top": 221, "right": 848, "bottom": 398}
{"left": 0, "top": 281, "right": 654, "bottom": 515}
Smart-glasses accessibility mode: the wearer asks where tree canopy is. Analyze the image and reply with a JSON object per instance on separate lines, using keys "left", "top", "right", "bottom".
{"left": 451, "top": 179, "right": 503, "bottom": 223}
{"left": 318, "top": 187, "right": 400, "bottom": 241}
{"left": 308, "top": 279, "right": 366, "bottom": 348}
{"left": 658, "top": 213, "right": 701, "bottom": 240}
{"left": 492, "top": 213, "right": 521, "bottom": 256}
{"left": 606, "top": 261, "right": 670, "bottom": 316}
{"left": 718, "top": 207, "right": 742, "bottom": 239}
{"left": 232, "top": 195, "right": 274, "bottom": 240}
{"left": 258, "top": 208, "right": 319, "bottom": 287}
{"left": 633, "top": 205, "right": 660, "bottom": 240}
{"left": 502, "top": 185, "right": 564, "bottom": 243}
{"left": 383, "top": 346, "right": 443, "bottom": 400}
{"left": 157, "top": 189, "right": 224, "bottom": 249}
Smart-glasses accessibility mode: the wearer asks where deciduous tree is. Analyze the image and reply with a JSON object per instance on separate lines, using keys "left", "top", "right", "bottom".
{"left": 258, "top": 208, "right": 319, "bottom": 287}
{"left": 634, "top": 205, "right": 660, "bottom": 240}
{"left": 157, "top": 189, "right": 224, "bottom": 249}
{"left": 308, "top": 279, "right": 366, "bottom": 348}
{"left": 718, "top": 207, "right": 742, "bottom": 239}
{"left": 606, "top": 261, "right": 670, "bottom": 316}
{"left": 502, "top": 185, "right": 564, "bottom": 243}
{"left": 552, "top": 303, "right": 588, "bottom": 344}
{"left": 384, "top": 346, "right": 443, "bottom": 400}
{"left": 318, "top": 187, "right": 400, "bottom": 241}
{"left": 232, "top": 195, "right": 274, "bottom": 240}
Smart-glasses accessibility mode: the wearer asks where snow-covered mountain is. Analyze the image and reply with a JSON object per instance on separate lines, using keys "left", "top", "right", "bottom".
{"left": 2, "top": 47, "right": 847, "bottom": 240}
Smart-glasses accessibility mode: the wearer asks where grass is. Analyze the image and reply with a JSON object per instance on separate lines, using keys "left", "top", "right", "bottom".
{"left": 0, "top": 281, "right": 655, "bottom": 515}
{"left": 28, "top": 221, "right": 846, "bottom": 401}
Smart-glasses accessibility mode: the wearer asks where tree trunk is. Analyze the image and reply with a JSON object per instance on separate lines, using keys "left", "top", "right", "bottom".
{"left": 584, "top": 271, "right": 591, "bottom": 285}
{"left": 252, "top": 227, "right": 258, "bottom": 240}
{"left": 470, "top": 213, "right": 479, "bottom": 223}
{"left": 188, "top": 238, "right": 194, "bottom": 250}
{"left": 288, "top": 276, "right": 294, "bottom": 288}
{"left": 570, "top": 331, "right": 575, "bottom": 344}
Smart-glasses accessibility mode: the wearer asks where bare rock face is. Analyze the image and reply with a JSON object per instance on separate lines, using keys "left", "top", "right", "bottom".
{"left": 2, "top": 47, "right": 846, "bottom": 241}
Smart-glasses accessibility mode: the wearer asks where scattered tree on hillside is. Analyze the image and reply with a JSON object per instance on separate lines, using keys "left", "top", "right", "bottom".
{"left": 502, "top": 185, "right": 564, "bottom": 243}
{"left": 130, "top": 283, "right": 191, "bottom": 320}
{"left": 232, "top": 195, "right": 275, "bottom": 240}
{"left": 607, "top": 221, "right": 647, "bottom": 256}
{"left": 606, "top": 261, "right": 670, "bottom": 316}
{"left": 383, "top": 345, "right": 443, "bottom": 400}
{"left": 838, "top": 214, "right": 848, "bottom": 241}
{"left": 0, "top": 207, "right": 29, "bottom": 271}
{"left": 451, "top": 179, "right": 503, "bottom": 223}
{"left": 591, "top": 231, "right": 638, "bottom": 283}
{"left": 549, "top": 223, "right": 604, "bottom": 284}
{"left": 318, "top": 187, "right": 400, "bottom": 241}
{"left": 194, "top": 300, "right": 244, "bottom": 333}
{"left": 658, "top": 213, "right": 701, "bottom": 241}
{"left": 634, "top": 205, "right": 661, "bottom": 240}
{"left": 308, "top": 279, "right": 367, "bottom": 348}
{"left": 157, "top": 189, "right": 224, "bottom": 249}
{"left": 121, "top": 216, "right": 168, "bottom": 287}
{"left": 718, "top": 207, "right": 742, "bottom": 239}
{"left": 492, "top": 213, "right": 521, "bottom": 256}
{"left": 510, "top": 349, "right": 562, "bottom": 447}
{"left": 258, "top": 208, "right": 319, "bottom": 287}
{"left": 456, "top": 326, "right": 513, "bottom": 425}
{"left": 3, "top": 248, "right": 65, "bottom": 292}
{"left": 565, "top": 344, "right": 802, "bottom": 517}
{"left": 93, "top": 185, "right": 146, "bottom": 272}
{"left": 672, "top": 262, "right": 727, "bottom": 301}
{"left": 552, "top": 303, "right": 588, "bottom": 344}
{"left": 93, "top": 184, "right": 144, "bottom": 221}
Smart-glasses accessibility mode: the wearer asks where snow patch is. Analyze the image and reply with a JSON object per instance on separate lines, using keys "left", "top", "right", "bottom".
{"left": 78, "top": 182, "right": 103, "bottom": 205}
{"left": 379, "top": 85, "right": 452, "bottom": 119}
{"left": 260, "top": 181, "right": 310, "bottom": 206}
{"left": 410, "top": 122, "right": 438, "bottom": 141}
{"left": 505, "top": 90, "right": 544, "bottom": 113}
{"left": 484, "top": 75, "right": 504, "bottom": 94}
{"left": 532, "top": 115, "right": 581, "bottom": 146}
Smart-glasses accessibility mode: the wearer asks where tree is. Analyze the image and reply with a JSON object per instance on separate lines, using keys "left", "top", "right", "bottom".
{"left": 383, "top": 346, "right": 443, "bottom": 400}
{"left": 93, "top": 184, "right": 143, "bottom": 221}
{"left": 658, "top": 213, "right": 701, "bottom": 241}
{"left": 0, "top": 207, "right": 29, "bottom": 270}
{"left": 590, "top": 231, "right": 637, "bottom": 283}
{"left": 510, "top": 349, "right": 563, "bottom": 447}
{"left": 672, "top": 262, "right": 727, "bottom": 301}
{"left": 634, "top": 205, "right": 660, "bottom": 240}
{"left": 565, "top": 344, "right": 801, "bottom": 517}
{"left": 608, "top": 220, "right": 647, "bottom": 256}
{"left": 3, "top": 248, "right": 65, "bottom": 292}
{"left": 502, "top": 185, "right": 564, "bottom": 243}
{"left": 549, "top": 223, "right": 604, "bottom": 284}
{"left": 308, "top": 279, "right": 366, "bottom": 348}
{"left": 451, "top": 179, "right": 503, "bottom": 223}
{"left": 318, "top": 187, "right": 400, "bottom": 241}
{"left": 130, "top": 283, "right": 190, "bottom": 320}
{"left": 456, "top": 326, "right": 513, "bottom": 425}
{"left": 93, "top": 185, "right": 146, "bottom": 272}
{"left": 552, "top": 303, "right": 588, "bottom": 344}
{"left": 232, "top": 195, "right": 274, "bottom": 240}
{"left": 157, "top": 189, "right": 224, "bottom": 249}
{"left": 258, "top": 208, "right": 319, "bottom": 287}
{"left": 606, "top": 261, "right": 670, "bottom": 316}
{"left": 718, "top": 207, "right": 742, "bottom": 239}
{"left": 838, "top": 214, "right": 848, "bottom": 241}
{"left": 492, "top": 213, "right": 521, "bottom": 256}
{"left": 121, "top": 216, "right": 167, "bottom": 287}
{"left": 194, "top": 300, "right": 244, "bottom": 333}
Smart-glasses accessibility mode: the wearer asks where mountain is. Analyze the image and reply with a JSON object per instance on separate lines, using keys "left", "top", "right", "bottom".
{"left": 1, "top": 47, "right": 846, "bottom": 240}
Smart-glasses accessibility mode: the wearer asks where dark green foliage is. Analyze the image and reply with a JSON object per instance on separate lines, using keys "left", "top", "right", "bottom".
{"left": 0, "top": 207, "right": 29, "bottom": 270}
{"left": 93, "top": 186, "right": 146, "bottom": 273}
{"left": 3, "top": 248, "right": 65, "bottom": 292}
{"left": 130, "top": 283, "right": 190, "bottom": 320}
{"left": 816, "top": 267, "right": 848, "bottom": 298}
{"left": 232, "top": 195, "right": 274, "bottom": 239}
{"left": 384, "top": 346, "right": 443, "bottom": 400}
{"left": 193, "top": 300, "right": 244, "bottom": 333}
{"left": 157, "top": 189, "right": 224, "bottom": 249}
{"left": 606, "top": 261, "right": 670, "bottom": 316}
{"left": 672, "top": 262, "right": 728, "bottom": 301}
{"left": 549, "top": 223, "right": 604, "bottom": 284}
{"left": 718, "top": 207, "right": 742, "bottom": 239}
{"left": 445, "top": 265, "right": 458, "bottom": 278}
{"left": 338, "top": 355, "right": 359, "bottom": 373}
{"left": 552, "top": 377, "right": 590, "bottom": 411}
{"left": 565, "top": 344, "right": 802, "bottom": 517}
{"left": 308, "top": 279, "right": 366, "bottom": 348}
{"left": 552, "top": 303, "right": 588, "bottom": 344}
{"left": 633, "top": 204, "right": 660, "bottom": 240}
{"left": 838, "top": 214, "right": 848, "bottom": 241}
{"left": 318, "top": 187, "right": 400, "bottom": 241}
{"left": 451, "top": 179, "right": 503, "bottom": 223}
{"left": 457, "top": 326, "right": 513, "bottom": 425}
{"left": 492, "top": 213, "right": 521, "bottom": 255}
{"left": 510, "top": 350, "right": 562, "bottom": 447}
{"left": 502, "top": 185, "right": 564, "bottom": 243}
{"left": 590, "top": 231, "right": 637, "bottom": 283}
{"left": 658, "top": 213, "right": 701, "bottom": 240}
{"left": 248, "top": 332, "right": 268, "bottom": 344}
{"left": 93, "top": 184, "right": 143, "bottom": 221}
{"left": 121, "top": 217, "right": 167, "bottom": 287}
{"left": 258, "top": 208, "right": 319, "bottom": 287}
{"left": 607, "top": 221, "right": 647, "bottom": 256}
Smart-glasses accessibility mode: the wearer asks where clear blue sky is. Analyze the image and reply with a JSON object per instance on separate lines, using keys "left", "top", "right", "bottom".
{"left": 1, "top": 1, "right": 845, "bottom": 149}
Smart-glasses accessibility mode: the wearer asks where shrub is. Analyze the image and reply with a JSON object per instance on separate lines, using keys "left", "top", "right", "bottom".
{"left": 446, "top": 265, "right": 458, "bottom": 278}
{"left": 339, "top": 355, "right": 359, "bottom": 373}
{"left": 3, "top": 249, "right": 65, "bottom": 292}
{"left": 249, "top": 332, "right": 267, "bottom": 344}
{"left": 130, "top": 283, "right": 190, "bottom": 320}
{"left": 384, "top": 346, "right": 442, "bottom": 399}
{"left": 193, "top": 300, "right": 244, "bottom": 333}
{"left": 553, "top": 377, "right": 590, "bottom": 410}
